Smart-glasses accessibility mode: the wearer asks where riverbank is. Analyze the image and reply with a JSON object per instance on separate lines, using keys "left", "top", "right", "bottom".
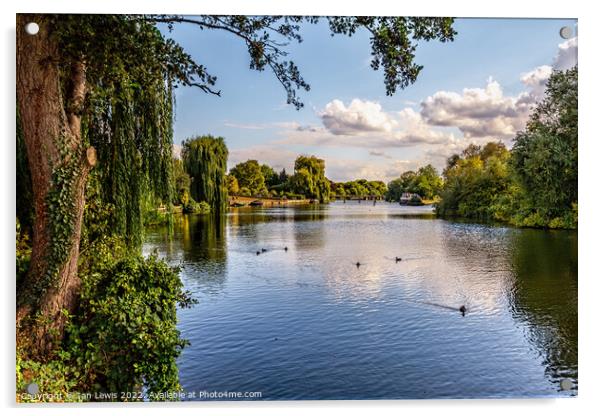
{"left": 228, "top": 195, "right": 314, "bottom": 207}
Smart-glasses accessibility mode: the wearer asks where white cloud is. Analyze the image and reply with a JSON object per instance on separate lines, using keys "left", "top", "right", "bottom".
{"left": 319, "top": 99, "right": 398, "bottom": 135}
{"left": 325, "top": 158, "right": 418, "bottom": 182}
{"left": 520, "top": 65, "right": 553, "bottom": 102}
{"left": 554, "top": 36, "right": 578, "bottom": 70}
{"left": 420, "top": 79, "right": 527, "bottom": 140}
{"left": 224, "top": 35, "right": 578, "bottom": 181}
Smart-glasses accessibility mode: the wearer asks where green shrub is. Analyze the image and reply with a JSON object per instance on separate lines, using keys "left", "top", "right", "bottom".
{"left": 143, "top": 208, "right": 170, "bottom": 226}
{"left": 182, "top": 199, "right": 210, "bottom": 214}
{"left": 65, "top": 253, "right": 197, "bottom": 399}
{"left": 16, "top": 350, "right": 85, "bottom": 403}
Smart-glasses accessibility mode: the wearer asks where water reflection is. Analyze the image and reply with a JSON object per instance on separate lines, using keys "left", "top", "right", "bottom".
{"left": 509, "top": 229, "right": 578, "bottom": 389}
{"left": 143, "top": 203, "right": 578, "bottom": 399}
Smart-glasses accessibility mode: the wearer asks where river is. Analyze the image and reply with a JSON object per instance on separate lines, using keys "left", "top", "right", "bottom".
{"left": 143, "top": 201, "right": 577, "bottom": 400}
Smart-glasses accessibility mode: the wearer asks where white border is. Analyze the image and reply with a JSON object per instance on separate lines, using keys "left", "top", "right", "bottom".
{"left": 2, "top": 1, "right": 600, "bottom": 415}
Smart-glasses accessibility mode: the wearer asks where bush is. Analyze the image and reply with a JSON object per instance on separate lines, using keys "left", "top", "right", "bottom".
{"left": 64, "top": 252, "right": 197, "bottom": 399}
{"left": 182, "top": 199, "right": 210, "bottom": 214}
{"left": 143, "top": 208, "right": 170, "bottom": 226}
{"left": 16, "top": 350, "right": 85, "bottom": 403}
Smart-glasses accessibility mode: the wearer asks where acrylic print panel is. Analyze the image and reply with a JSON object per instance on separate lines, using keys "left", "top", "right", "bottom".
{"left": 16, "top": 14, "right": 577, "bottom": 402}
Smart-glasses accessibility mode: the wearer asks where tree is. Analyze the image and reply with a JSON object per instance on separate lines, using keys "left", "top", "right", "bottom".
{"left": 278, "top": 168, "right": 289, "bottom": 184}
{"left": 436, "top": 142, "right": 511, "bottom": 219}
{"left": 512, "top": 67, "right": 578, "bottom": 219}
{"left": 414, "top": 164, "right": 443, "bottom": 199}
{"left": 171, "top": 158, "right": 191, "bottom": 206}
{"left": 17, "top": 13, "right": 456, "bottom": 358}
{"left": 230, "top": 160, "right": 268, "bottom": 196}
{"left": 290, "top": 156, "right": 331, "bottom": 202}
{"left": 181, "top": 135, "right": 229, "bottom": 211}
{"left": 16, "top": 15, "right": 184, "bottom": 355}
{"left": 261, "top": 164, "right": 279, "bottom": 188}
{"left": 386, "top": 178, "right": 404, "bottom": 201}
{"left": 386, "top": 165, "right": 443, "bottom": 201}
{"left": 226, "top": 174, "right": 239, "bottom": 195}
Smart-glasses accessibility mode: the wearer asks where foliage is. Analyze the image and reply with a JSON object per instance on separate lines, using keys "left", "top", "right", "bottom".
{"left": 435, "top": 67, "right": 577, "bottom": 230}
{"left": 326, "top": 17, "right": 456, "bottom": 96}
{"left": 290, "top": 155, "right": 331, "bottom": 203}
{"left": 511, "top": 67, "right": 578, "bottom": 221}
{"left": 332, "top": 179, "right": 387, "bottom": 199}
{"left": 261, "top": 164, "right": 279, "bottom": 188}
{"left": 183, "top": 199, "right": 211, "bottom": 214}
{"left": 229, "top": 160, "right": 268, "bottom": 196}
{"left": 33, "top": 131, "right": 83, "bottom": 304}
{"left": 436, "top": 142, "right": 512, "bottom": 220}
{"left": 61, "top": 16, "right": 181, "bottom": 249}
{"left": 278, "top": 168, "right": 290, "bottom": 184}
{"left": 386, "top": 164, "right": 443, "bottom": 201}
{"left": 181, "top": 135, "right": 229, "bottom": 211}
{"left": 171, "top": 158, "right": 192, "bottom": 206}
{"left": 16, "top": 350, "right": 84, "bottom": 403}
{"left": 65, "top": 250, "right": 197, "bottom": 398}
{"left": 226, "top": 174, "right": 239, "bottom": 195}
{"left": 152, "top": 16, "right": 456, "bottom": 108}
{"left": 16, "top": 219, "right": 31, "bottom": 284}
{"left": 143, "top": 208, "right": 171, "bottom": 226}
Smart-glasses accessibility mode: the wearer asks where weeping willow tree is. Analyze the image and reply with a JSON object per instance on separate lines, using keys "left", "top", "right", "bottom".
{"left": 85, "top": 73, "right": 175, "bottom": 246}
{"left": 181, "top": 136, "right": 229, "bottom": 212}
{"left": 16, "top": 14, "right": 211, "bottom": 356}
{"left": 17, "top": 13, "right": 456, "bottom": 359}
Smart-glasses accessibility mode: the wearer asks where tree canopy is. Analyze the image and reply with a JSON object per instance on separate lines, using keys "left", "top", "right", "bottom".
{"left": 290, "top": 156, "right": 331, "bottom": 202}
{"left": 435, "top": 68, "right": 577, "bottom": 229}
{"left": 229, "top": 160, "right": 268, "bottom": 196}
{"left": 386, "top": 164, "right": 443, "bottom": 201}
{"left": 512, "top": 67, "right": 578, "bottom": 219}
{"left": 181, "top": 135, "right": 229, "bottom": 211}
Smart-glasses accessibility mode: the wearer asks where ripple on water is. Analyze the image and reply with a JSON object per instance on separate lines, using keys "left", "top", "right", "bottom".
{"left": 145, "top": 203, "right": 577, "bottom": 399}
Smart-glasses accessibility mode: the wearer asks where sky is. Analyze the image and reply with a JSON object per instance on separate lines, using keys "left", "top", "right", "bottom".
{"left": 161, "top": 17, "right": 577, "bottom": 182}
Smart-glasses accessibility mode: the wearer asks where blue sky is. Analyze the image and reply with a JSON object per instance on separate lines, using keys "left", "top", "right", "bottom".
{"left": 161, "top": 17, "right": 577, "bottom": 182}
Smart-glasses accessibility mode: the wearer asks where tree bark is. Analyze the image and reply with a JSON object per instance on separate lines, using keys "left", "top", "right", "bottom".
{"left": 16, "top": 14, "right": 93, "bottom": 358}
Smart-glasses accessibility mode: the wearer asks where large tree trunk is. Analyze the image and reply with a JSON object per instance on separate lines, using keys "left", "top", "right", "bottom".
{"left": 16, "top": 14, "right": 95, "bottom": 359}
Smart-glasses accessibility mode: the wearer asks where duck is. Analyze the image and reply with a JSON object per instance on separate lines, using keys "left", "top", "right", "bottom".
{"left": 395, "top": 256, "right": 402, "bottom": 262}
{"left": 261, "top": 248, "right": 267, "bottom": 253}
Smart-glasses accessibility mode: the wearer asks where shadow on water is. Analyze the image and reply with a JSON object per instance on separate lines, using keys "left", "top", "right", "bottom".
{"left": 439, "top": 222, "right": 577, "bottom": 391}
{"left": 174, "top": 214, "right": 228, "bottom": 295}
{"left": 508, "top": 229, "right": 578, "bottom": 388}
{"left": 228, "top": 204, "right": 328, "bottom": 227}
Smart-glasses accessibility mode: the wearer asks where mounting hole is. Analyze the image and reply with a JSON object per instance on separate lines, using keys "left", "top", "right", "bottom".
{"left": 25, "top": 22, "right": 39, "bottom": 36}
{"left": 560, "top": 379, "right": 573, "bottom": 391}
{"left": 559, "top": 26, "right": 572, "bottom": 40}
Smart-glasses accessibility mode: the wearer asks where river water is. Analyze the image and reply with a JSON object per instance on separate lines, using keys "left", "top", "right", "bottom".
{"left": 143, "top": 202, "right": 577, "bottom": 400}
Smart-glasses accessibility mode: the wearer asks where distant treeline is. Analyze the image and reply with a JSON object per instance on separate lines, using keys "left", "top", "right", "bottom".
{"left": 385, "top": 164, "right": 443, "bottom": 202}
{"left": 435, "top": 67, "right": 577, "bottom": 229}
{"left": 173, "top": 67, "right": 576, "bottom": 229}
